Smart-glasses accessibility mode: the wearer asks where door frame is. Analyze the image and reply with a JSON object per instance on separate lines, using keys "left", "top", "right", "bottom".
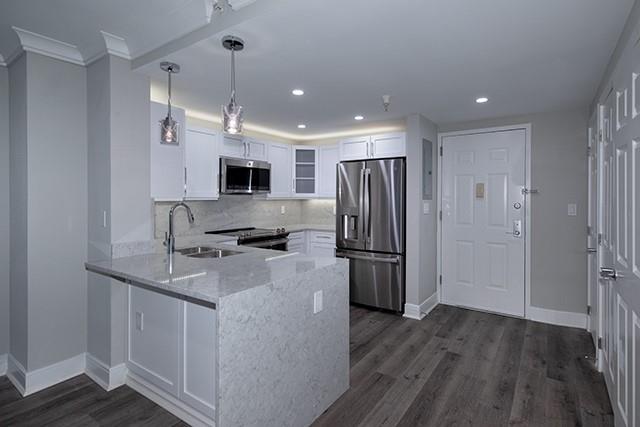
{"left": 436, "top": 124, "right": 532, "bottom": 317}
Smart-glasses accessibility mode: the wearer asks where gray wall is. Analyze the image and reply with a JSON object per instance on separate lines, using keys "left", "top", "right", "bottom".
{"left": 0, "top": 65, "right": 9, "bottom": 357}
{"left": 405, "top": 115, "right": 439, "bottom": 309}
{"left": 86, "top": 55, "right": 151, "bottom": 367}
{"left": 439, "top": 108, "right": 589, "bottom": 314}
{"left": 9, "top": 54, "right": 28, "bottom": 367}
{"left": 25, "top": 53, "right": 88, "bottom": 370}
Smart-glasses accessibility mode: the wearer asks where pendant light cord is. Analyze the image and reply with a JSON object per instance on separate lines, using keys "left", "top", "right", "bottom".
{"left": 230, "top": 42, "right": 236, "bottom": 104}
{"left": 167, "top": 68, "right": 173, "bottom": 118}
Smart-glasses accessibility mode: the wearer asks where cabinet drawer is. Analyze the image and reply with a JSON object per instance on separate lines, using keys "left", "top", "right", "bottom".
{"left": 309, "top": 231, "right": 335, "bottom": 244}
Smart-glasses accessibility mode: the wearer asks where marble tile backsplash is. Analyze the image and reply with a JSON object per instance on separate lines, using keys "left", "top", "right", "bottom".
{"left": 154, "top": 197, "right": 336, "bottom": 238}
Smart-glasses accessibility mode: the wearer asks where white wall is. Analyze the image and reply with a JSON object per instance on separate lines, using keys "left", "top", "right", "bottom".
{"left": 405, "top": 114, "right": 439, "bottom": 310}
{"left": 439, "top": 108, "right": 589, "bottom": 315}
{"left": 0, "top": 65, "right": 10, "bottom": 357}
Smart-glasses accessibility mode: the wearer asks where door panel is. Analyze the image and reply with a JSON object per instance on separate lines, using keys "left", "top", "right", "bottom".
{"left": 365, "top": 158, "right": 405, "bottom": 254}
{"left": 336, "top": 161, "right": 365, "bottom": 250}
{"left": 442, "top": 129, "right": 526, "bottom": 317}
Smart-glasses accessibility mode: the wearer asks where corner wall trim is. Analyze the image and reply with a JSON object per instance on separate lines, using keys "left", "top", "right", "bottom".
{"left": 404, "top": 292, "right": 439, "bottom": 320}
{"left": 85, "top": 354, "right": 127, "bottom": 391}
{"left": 7, "top": 353, "right": 86, "bottom": 397}
{"left": 526, "top": 306, "right": 588, "bottom": 329}
{"left": 0, "top": 354, "right": 7, "bottom": 376}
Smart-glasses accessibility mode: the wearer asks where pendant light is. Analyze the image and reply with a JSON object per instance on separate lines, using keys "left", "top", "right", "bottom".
{"left": 221, "top": 35, "right": 245, "bottom": 135}
{"left": 160, "top": 61, "right": 180, "bottom": 144}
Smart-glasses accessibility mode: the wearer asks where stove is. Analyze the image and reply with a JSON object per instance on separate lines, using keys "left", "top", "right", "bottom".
{"left": 206, "top": 227, "right": 290, "bottom": 251}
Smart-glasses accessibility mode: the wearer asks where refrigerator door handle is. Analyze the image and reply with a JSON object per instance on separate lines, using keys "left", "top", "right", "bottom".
{"left": 364, "top": 168, "right": 372, "bottom": 244}
{"left": 359, "top": 168, "right": 366, "bottom": 244}
{"left": 336, "top": 251, "right": 400, "bottom": 264}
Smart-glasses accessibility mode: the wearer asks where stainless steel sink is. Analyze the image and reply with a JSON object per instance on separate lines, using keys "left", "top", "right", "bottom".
{"left": 177, "top": 246, "right": 242, "bottom": 258}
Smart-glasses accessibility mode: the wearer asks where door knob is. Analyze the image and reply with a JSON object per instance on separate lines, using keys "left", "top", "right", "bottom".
{"left": 599, "top": 267, "right": 617, "bottom": 280}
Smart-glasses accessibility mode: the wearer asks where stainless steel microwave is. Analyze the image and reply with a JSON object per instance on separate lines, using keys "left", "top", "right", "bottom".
{"left": 220, "top": 157, "right": 271, "bottom": 194}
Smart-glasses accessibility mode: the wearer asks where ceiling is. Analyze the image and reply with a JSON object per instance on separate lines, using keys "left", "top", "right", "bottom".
{"left": 1, "top": 0, "right": 635, "bottom": 140}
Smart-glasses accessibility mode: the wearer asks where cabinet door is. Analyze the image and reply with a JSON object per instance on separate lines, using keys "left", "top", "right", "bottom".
{"left": 293, "top": 146, "right": 318, "bottom": 197}
{"left": 128, "top": 286, "right": 181, "bottom": 396}
{"left": 309, "top": 243, "right": 336, "bottom": 257}
{"left": 339, "top": 136, "right": 370, "bottom": 161}
{"left": 185, "top": 128, "right": 219, "bottom": 200}
{"left": 220, "top": 134, "right": 245, "bottom": 158}
{"left": 267, "top": 142, "right": 292, "bottom": 198}
{"left": 181, "top": 302, "right": 217, "bottom": 418}
{"left": 288, "top": 231, "right": 307, "bottom": 254}
{"left": 246, "top": 138, "right": 268, "bottom": 161}
{"left": 150, "top": 101, "right": 186, "bottom": 201}
{"left": 318, "top": 144, "right": 339, "bottom": 198}
{"left": 371, "top": 132, "right": 406, "bottom": 159}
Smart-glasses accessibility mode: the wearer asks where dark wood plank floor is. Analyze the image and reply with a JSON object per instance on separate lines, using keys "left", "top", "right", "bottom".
{"left": 312, "top": 304, "right": 614, "bottom": 427}
{"left": 0, "top": 305, "right": 613, "bottom": 427}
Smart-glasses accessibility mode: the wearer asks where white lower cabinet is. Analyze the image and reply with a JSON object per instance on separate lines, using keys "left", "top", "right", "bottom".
{"left": 288, "top": 231, "right": 307, "bottom": 253}
{"left": 288, "top": 231, "right": 336, "bottom": 256}
{"left": 128, "top": 286, "right": 217, "bottom": 421}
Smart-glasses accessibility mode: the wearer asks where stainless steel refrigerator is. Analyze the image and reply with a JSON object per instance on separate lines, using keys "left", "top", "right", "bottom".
{"left": 335, "top": 158, "right": 405, "bottom": 312}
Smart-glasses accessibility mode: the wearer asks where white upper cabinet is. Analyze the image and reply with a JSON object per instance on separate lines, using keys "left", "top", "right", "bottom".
{"left": 339, "top": 135, "right": 370, "bottom": 161}
{"left": 318, "top": 144, "right": 339, "bottom": 198}
{"left": 245, "top": 138, "right": 268, "bottom": 161}
{"left": 219, "top": 135, "right": 268, "bottom": 161}
{"left": 150, "top": 101, "right": 186, "bottom": 201}
{"left": 267, "top": 142, "right": 292, "bottom": 198}
{"left": 293, "top": 146, "right": 318, "bottom": 197}
{"left": 370, "top": 132, "right": 406, "bottom": 159}
{"left": 339, "top": 132, "right": 406, "bottom": 161}
{"left": 219, "top": 134, "right": 245, "bottom": 159}
{"left": 185, "top": 128, "right": 219, "bottom": 200}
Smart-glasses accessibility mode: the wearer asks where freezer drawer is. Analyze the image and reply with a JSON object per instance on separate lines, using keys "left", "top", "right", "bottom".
{"left": 336, "top": 249, "right": 405, "bottom": 312}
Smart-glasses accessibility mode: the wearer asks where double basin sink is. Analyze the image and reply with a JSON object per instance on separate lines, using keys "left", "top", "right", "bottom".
{"left": 177, "top": 246, "right": 242, "bottom": 259}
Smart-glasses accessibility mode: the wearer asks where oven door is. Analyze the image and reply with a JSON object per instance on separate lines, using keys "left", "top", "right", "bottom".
{"left": 240, "top": 237, "right": 289, "bottom": 251}
{"left": 220, "top": 157, "right": 271, "bottom": 194}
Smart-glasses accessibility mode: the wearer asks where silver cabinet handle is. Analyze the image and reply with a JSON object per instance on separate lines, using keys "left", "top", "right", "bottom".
{"left": 599, "top": 267, "right": 617, "bottom": 280}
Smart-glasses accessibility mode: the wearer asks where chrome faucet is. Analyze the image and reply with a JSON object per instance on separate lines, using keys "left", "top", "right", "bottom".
{"left": 164, "top": 202, "right": 195, "bottom": 255}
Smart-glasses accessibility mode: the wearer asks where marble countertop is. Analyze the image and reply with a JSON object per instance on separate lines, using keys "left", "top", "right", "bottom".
{"left": 285, "top": 224, "right": 335, "bottom": 233}
{"left": 87, "top": 234, "right": 345, "bottom": 305}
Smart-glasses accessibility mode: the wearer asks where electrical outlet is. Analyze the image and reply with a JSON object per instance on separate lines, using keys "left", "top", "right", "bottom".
{"left": 136, "top": 312, "right": 144, "bottom": 331}
{"left": 313, "top": 290, "right": 323, "bottom": 314}
{"left": 281, "top": 205, "right": 286, "bottom": 215}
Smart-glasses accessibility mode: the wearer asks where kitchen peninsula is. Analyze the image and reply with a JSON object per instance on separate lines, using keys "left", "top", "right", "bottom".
{"left": 85, "top": 236, "right": 349, "bottom": 427}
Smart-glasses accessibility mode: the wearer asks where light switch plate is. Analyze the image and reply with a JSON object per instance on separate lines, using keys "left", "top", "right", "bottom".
{"left": 281, "top": 205, "right": 286, "bottom": 215}
{"left": 423, "top": 201, "right": 431, "bottom": 215}
{"left": 568, "top": 203, "right": 577, "bottom": 217}
{"left": 313, "top": 290, "right": 323, "bottom": 314}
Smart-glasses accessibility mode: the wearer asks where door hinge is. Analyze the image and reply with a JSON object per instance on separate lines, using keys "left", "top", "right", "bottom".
{"left": 439, "top": 275, "right": 442, "bottom": 285}
{"left": 587, "top": 225, "right": 592, "bottom": 236}
{"left": 598, "top": 130, "right": 603, "bottom": 143}
{"left": 587, "top": 147, "right": 592, "bottom": 157}
{"left": 587, "top": 305, "right": 591, "bottom": 315}
{"left": 439, "top": 146, "right": 443, "bottom": 156}
{"left": 439, "top": 210, "right": 443, "bottom": 221}
{"left": 598, "top": 233, "right": 602, "bottom": 245}
{"left": 597, "top": 337, "right": 602, "bottom": 350}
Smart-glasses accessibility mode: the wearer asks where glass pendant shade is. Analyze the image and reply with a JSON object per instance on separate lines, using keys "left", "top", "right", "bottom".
{"left": 221, "top": 36, "right": 245, "bottom": 134}
{"left": 160, "top": 115, "right": 179, "bottom": 144}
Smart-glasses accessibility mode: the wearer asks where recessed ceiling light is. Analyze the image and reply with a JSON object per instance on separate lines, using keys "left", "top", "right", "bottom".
{"left": 354, "top": 115, "right": 364, "bottom": 121}
{"left": 292, "top": 89, "right": 304, "bottom": 96}
{"left": 476, "top": 97, "right": 489, "bottom": 104}
{"left": 297, "top": 124, "right": 307, "bottom": 129}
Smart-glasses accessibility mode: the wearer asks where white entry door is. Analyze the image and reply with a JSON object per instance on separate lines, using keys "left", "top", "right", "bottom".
{"left": 587, "top": 110, "right": 603, "bottom": 369}
{"left": 599, "top": 41, "right": 640, "bottom": 426}
{"left": 441, "top": 128, "right": 527, "bottom": 317}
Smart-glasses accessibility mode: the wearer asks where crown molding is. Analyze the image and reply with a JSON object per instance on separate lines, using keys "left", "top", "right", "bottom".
{"left": 100, "top": 31, "right": 131, "bottom": 60}
{"left": 12, "top": 26, "right": 85, "bottom": 66}
{"left": 0, "top": 54, "right": 6, "bottom": 67}
{"left": 227, "top": 0, "right": 257, "bottom": 10}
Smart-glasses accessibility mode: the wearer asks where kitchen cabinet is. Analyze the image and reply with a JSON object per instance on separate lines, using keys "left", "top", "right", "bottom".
{"left": 267, "top": 142, "right": 293, "bottom": 198}
{"left": 317, "top": 144, "right": 339, "bottom": 198}
{"left": 308, "top": 231, "right": 336, "bottom": 257}
{"left": 338, "top": 132, "right": 406, "bottom": 161}
{"left": 150, "top": 101, "right": 186, "bottom": 201}
{"left": 287, "top": 231, "right": 307, "bottom": 253}
{"left": 219, "top": 135, "right": 267, "bottom": 161}
{"left": 185, "top": 128, "right": 219, "bottom": 200}
{"left": 128, "top": 286, "right": 217, "bottom": 420}
{"left": 293, "top": 146, "right": 318, "bottom": 197}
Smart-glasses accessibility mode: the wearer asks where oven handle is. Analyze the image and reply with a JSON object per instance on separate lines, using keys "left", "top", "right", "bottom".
{"left": 240, "top": 237, "right": 290, "bottom": 248}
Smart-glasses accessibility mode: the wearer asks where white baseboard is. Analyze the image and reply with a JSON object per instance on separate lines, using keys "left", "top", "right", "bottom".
{"left": 404, "top": 292, "right": 439, "bottom": 320}
{"left": 85, "top": 354, "right": 127, "bottom": 391}
{"left": 7, "top": 352, "right": 86, "bottom": 396}
{"left": 126, "top": 371, "right": 215, "bottom": 427}
{"left": 526, "top": 306, "right": 587, "bottom": 329}
{"left": 0, "top": 354, "right": 7, "bottom": 376}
